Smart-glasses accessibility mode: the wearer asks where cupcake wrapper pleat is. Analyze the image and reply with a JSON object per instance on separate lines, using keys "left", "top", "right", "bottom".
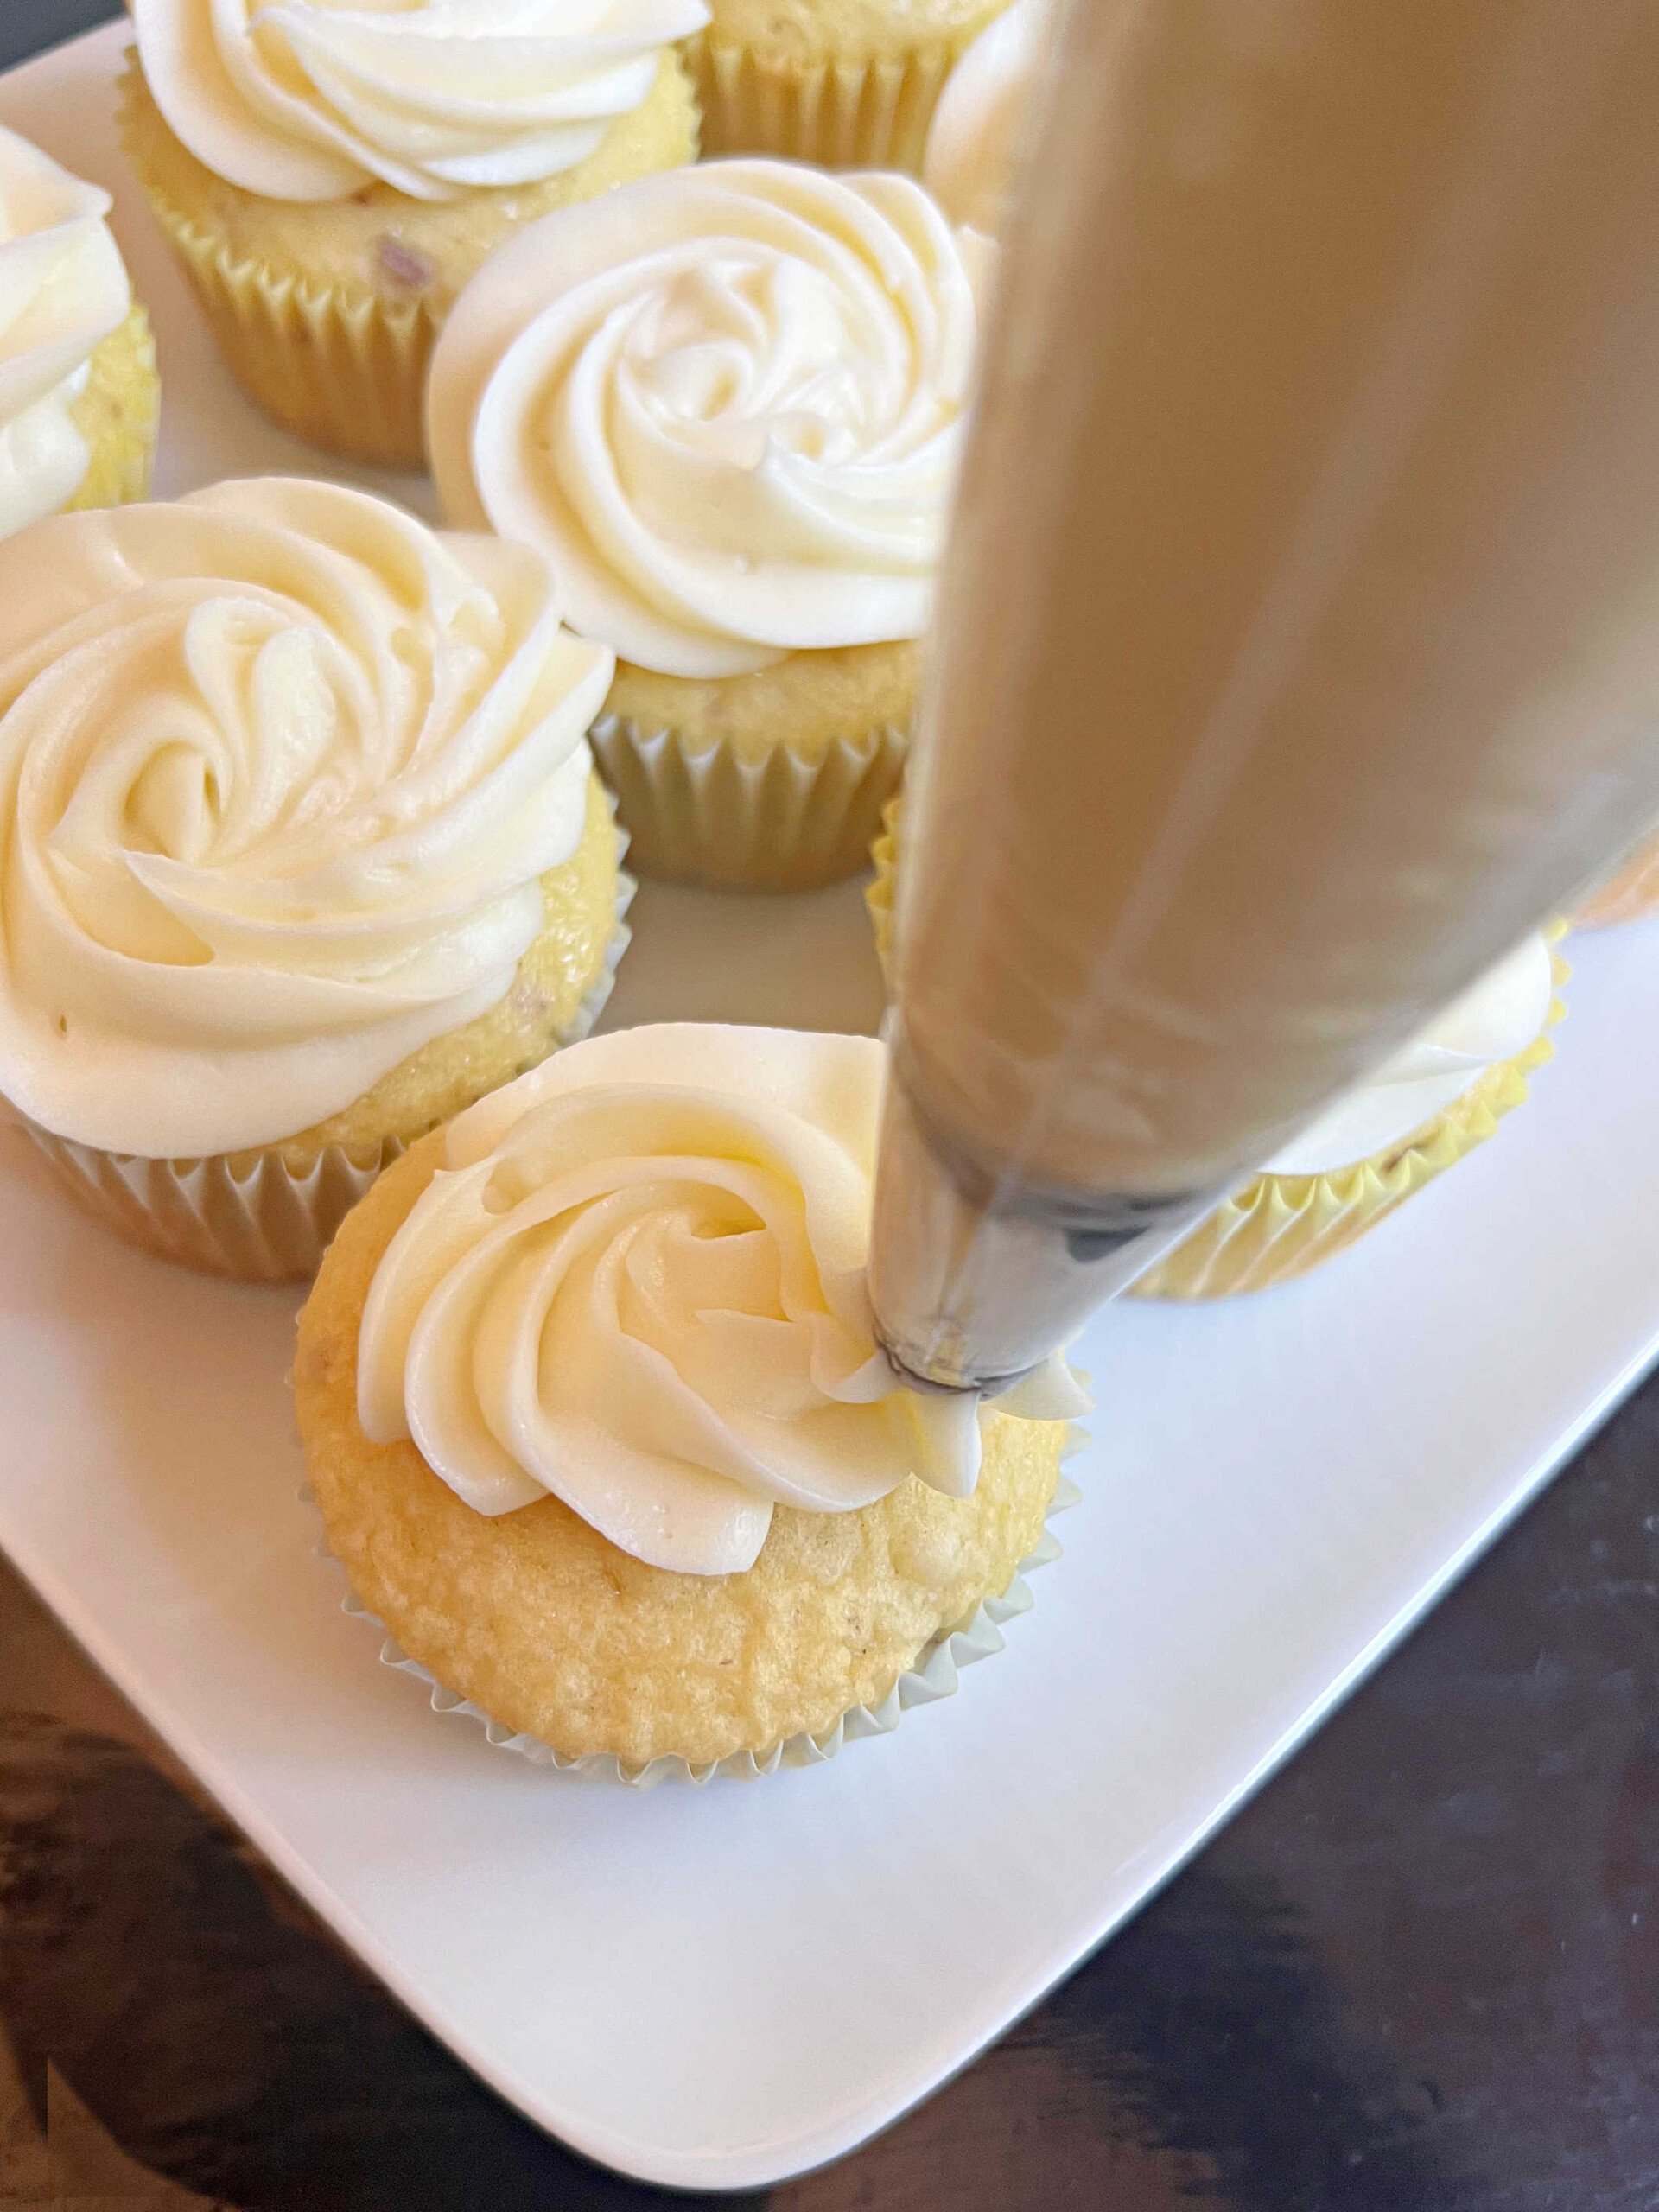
{"left": 22, "top": 1130, "right": 397, "bottom": 1281}
{"left": 688, "top": 35, "right": 963, "bottom": 170}
{"left": 592, "top": 709, "right": 908, "bottom": 891}
{"left": 25, "top": 856, "right": 636, "bottom": 1283}
{"left": 306, "top": 1433, "right": 1086, "bottom": 1785}
{"left": 118, "top": 63, "right": 431, "bottom": 468}
{"left": 153, "top": 213, "right": 429, "bottom": 469}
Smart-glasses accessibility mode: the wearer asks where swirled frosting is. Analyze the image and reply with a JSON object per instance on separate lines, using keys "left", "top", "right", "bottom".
{"left": 428, "top": 161, "right": 980, "bottom": 678}
{"left": 0, "top": 129, "right": 131, "bottom": 543}
{"left": 0, "top": 476, "right": 613, "bottom": 1158}
{"left": 1265, "top": 932, "right": 1554, "bottom": 1176}
{"left": 358, "top": 1025, "right": 1087, "bottom": 1575}
{"left": 923, "top": 0, "right": 1042, "bottom": 239}
{"left": 131, "top": 0, "right": 710, "bottom": 205}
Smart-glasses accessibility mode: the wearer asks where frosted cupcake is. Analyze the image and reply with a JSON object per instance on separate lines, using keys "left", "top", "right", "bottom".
{"left": 868, "top": 812, "right": 1561, "bottom": 1296}
{"left": 429, "top": 161, "right": 978, "bottom": 890}
{"left": 296, "top": 1023, "right": 1084, "bottom": 1777}
{"left": 1134, "top": 933, "right": 1564, "bottom": 1298}
{"left": 0, "top": 127, "right": 159, "bottom": 540}
{"left": 0, "top": 477, "right": 630, "bottom": 1281}
{"left": 121, "top": 0, "right": 708, "bottom": 467}
{"left": 922, "top": 0, "right": 1041, "bottom": 239}
{"left": 691, "top": 0, "right": 1017, "bottom": 171}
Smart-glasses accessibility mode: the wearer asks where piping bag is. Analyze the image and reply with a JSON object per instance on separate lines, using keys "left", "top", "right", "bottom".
{"left": 870, "top": 0, "right": 1659, "bottom": 1395}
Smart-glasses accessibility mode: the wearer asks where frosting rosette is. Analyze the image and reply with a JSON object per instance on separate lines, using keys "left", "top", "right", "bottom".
{"left": 428, "top": 160, "right": 980, "bottom": 678}
{"left": 0, "top": 476, "right": 614, "bottom": 1159}
{"left": 0, "top": 127, "right": 132, "bottom": 541}
{"left": 357, "top": 1025, "right": 1085, "bottom": 1575}
{"left": 131, "top": 0, "right": 710, "bottom": 204}
{"left": 923, "top": 0, "right": 1043, "bottom": 240}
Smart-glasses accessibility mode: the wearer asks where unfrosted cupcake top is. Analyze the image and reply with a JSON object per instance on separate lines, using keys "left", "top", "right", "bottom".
{"left": 0, "top": 477, "right": 613, "bottom": 1158}
{"left": 428, "top": 161, "right": 980, "bottom": 678}
{"left": 130, "top": 0, "right": 710, "bottom": 205}
{"left": 1265, "top": 931, "right": 1554, "bottom": 1176}
{"left": 0, "top": 128, "right": 131, "bottom": 542}
{"left": 358, "top": 1024, "right": 1084, "bottom": 1575}
{"left": 923, "top": 0, "right": 1041, "bottom": 238}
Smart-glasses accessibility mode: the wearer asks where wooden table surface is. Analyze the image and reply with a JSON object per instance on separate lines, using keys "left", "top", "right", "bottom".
{"left": 3, "top": 5, "right": 1658, "bottom": 2204}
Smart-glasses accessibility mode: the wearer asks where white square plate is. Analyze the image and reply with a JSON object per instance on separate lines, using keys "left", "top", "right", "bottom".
{"left": 4, "top": 23, "right": 1658, "bottom": 2192}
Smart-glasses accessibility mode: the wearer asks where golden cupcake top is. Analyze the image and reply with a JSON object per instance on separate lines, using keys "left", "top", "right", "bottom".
{"left": 0, "top": 477, "right": 613, "bottom": 1159}
{"left": 130, "top": 0, "right": 710, "bottom": 204}
{"left": 357, "top": 1023, "right": 1086, "bottom": 1575}
{"left": 428, "top": 159, "right": 982, "bottom": 677}
{"left": 0, "top": 126, "right": 132, "bottom": 541}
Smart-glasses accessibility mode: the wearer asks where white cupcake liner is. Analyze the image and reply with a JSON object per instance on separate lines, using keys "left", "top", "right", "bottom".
{"left": 590, "top": 710, "right": 909, "bottom": 891}
{"left": 305, "top": 1431, "right": 1084, "bottom": 1787}
{"left": 25, "top": 850, "right": 636, "bottom": 1283}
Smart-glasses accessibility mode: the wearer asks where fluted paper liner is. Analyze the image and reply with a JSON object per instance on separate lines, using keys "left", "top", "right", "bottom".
{"left": 307, "top": 1436, "right": 1084, "bottom": 1785}
{"left": 866, "top": 791, "right": 902, "bottom": 969}
{"left": 592, "top": 709, "right": 907, "bottom": 891}
{"left": 867, "top": 814, "right": 1568, "bottom": 1300}
{"left": 1574, "top": 830, "right": 1659, "bottom": 928}
{"left": 1134, "top": 952, "right": 1569, "bottom": 1300}
{"left": 26, "top": 863, "right": 637, "bottom": 1283}
{"left": 689, "top": 33, "right": 963, "bottom": 170}
{"left": 118, "top": 60, "right": 434, "bottom": 467}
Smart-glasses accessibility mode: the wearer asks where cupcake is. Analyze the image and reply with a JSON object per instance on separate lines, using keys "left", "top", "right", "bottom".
{"left": 296, "top": 1023, "right": 1085, "bottom": 1777}
{"left": 0, "top": 126, "right": 159, "bottom": 540}
{"left": 1133, "top": 932, "right": 1565, "bottom": 1298}
{"left": 120, "top": 0, "right": 708, "bottom": 468}
{"left": 429, "top": 161, "right": 979, "bottom": 891}
{"left": 922, "top": 0, "right": 1041, "bottom": 239}
{"left": 690, "top": 0, "right": 1018, "bottom": 171}
{"left": 867, "top": 809, "right": 1562, "bottom": 1297}
{"left": 0, "top": 476, "right": 631, "bottom": 1282}
{"left": 1574, "top": 829, "right": 1659, "bottom": 927}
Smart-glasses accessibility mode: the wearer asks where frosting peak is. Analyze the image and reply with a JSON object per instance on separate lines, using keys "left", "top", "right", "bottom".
{"left": 132, "top": 0, "right": 710, "bottom": 205}
{"left": 359, "top": 1026, "right": 1085, "bottom": 1575}
{"left": 0, "top": 478, "right": 613, "bottom": 1158}
{"left": 0, "top": 128, "right": 131, "bottom": 542}
{"left": 428, "top": 161, "right": 980, "bottom": 677}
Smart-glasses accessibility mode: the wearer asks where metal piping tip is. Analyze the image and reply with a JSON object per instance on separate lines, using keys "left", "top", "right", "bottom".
{"left": 868, "top": 1045, "right": 1220, "bottom": 1395}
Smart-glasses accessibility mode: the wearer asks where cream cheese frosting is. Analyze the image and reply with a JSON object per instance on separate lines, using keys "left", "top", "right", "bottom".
{"left": 428, "top": 160, "right": 980, "bottom": 678}
{"left": 0, "top": 128, "right": 131, "bottom": 543}
{"left": 1264, "top": 931, "right": 1554, "bottom": 1177}
{"left": 0, "top": 476, "right": 613, "bottom": 1159}
{"left": 923, "top": 0, "right": 1042, "bottom": 240}
{"left": 358, "top": 1024, "right": 1087, "bottom": 1575}
{"left": 131, "top": 0, "right": 710, "bottom": 205}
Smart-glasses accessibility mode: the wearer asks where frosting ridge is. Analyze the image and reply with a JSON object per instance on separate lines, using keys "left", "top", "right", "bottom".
{"left": 428, "top": 161, "right": 979, "bottom": 677}
{"left": 0, "top": 477, "right": 613, "bottom": 1157}
{"left": 359, "top": 1025, "right": 1085, "bottom": 1574}
{"left": 132, "top": 0, "right": 710, "bottom": 205}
